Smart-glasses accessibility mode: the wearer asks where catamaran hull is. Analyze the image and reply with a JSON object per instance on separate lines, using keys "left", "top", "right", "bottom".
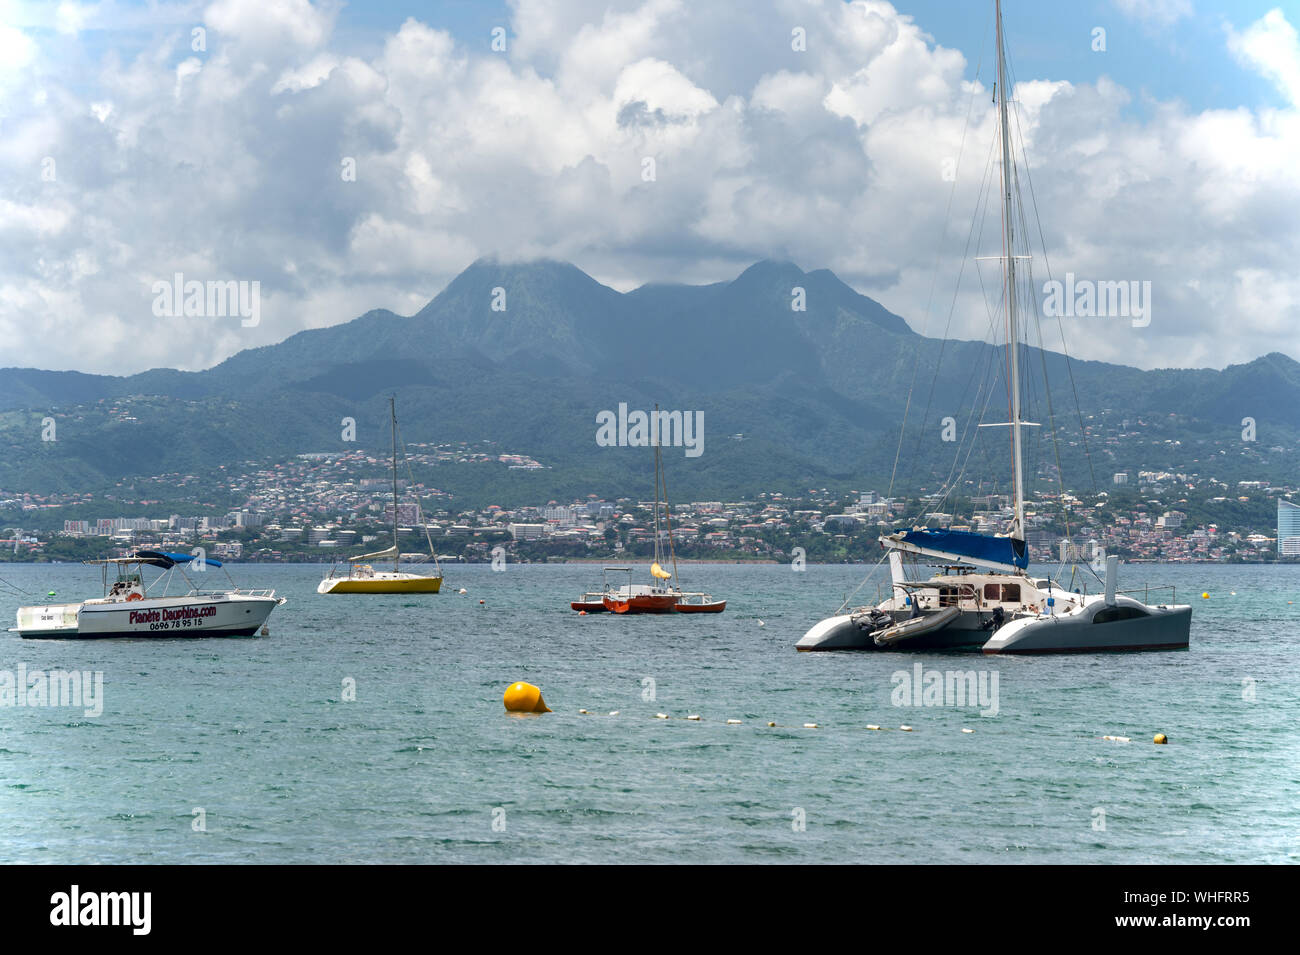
{"left": 15, "top": 594, "right": 283, "bottom": 639}
{"left": 983, "top": 603, "right": 1191, "bottom": 654}
{"left": 796, "top": 610, "right": 994, "bottom": 651}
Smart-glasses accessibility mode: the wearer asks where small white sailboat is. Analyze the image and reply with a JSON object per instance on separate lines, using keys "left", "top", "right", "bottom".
{"left": 318, "top": 396, "right": 443, "bottom": 595}
{"left": 797, "top": 0, "right": 1190, "bottom": 654}
{"left": 12, "top": 550, "right": 285, "bottom": 638}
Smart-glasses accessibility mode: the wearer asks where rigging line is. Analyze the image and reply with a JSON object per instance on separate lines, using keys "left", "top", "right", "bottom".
{"left": 1006, "top": 45, "right": 1099, "bottom": 501}
{"left": 924, "top": 173, "right": 1010, "bottom": 528}
{"left": 931, "top": 318, "right": 1005, "bottom": 523}
{"left": 0, "top": 573, "right": 35, "bottom": 596}
{"left": 834, "top": 548, "right": 892, "bottom": 615}
{"left": 933, "top": 322, "right": 1005, "bottom": 520}
{"left": 393, "top": 415, "right": 442, "bottom": 576}
{"left": 888, "top": 24, "right": 991, "bottom": 501}
{"left": 900, "top": 127, "right": 1001, "bottom": 499}
{"left": 1000, "top": 72, "right": 1072, "bottom": 541}
{"left": 1012, "top": 152, "right": 1072, "bottom": 541}
{"left": 929, "top": 266, "right": 1006, "bottom": 518}
{"left": 656, "top": 428, "right": 680, "bottom": 587}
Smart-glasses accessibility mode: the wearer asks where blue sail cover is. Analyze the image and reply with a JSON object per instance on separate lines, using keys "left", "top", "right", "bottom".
{"left": 163, "top": 551, "right": 224, "bottom": 568}
{"left": 888, "top": 528, "right": 1028, "bottom": 571}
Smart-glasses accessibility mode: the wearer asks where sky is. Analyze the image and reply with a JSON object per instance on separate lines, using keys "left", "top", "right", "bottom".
{"left": 1, "top": 0, "right": 1299, "bottom": 376}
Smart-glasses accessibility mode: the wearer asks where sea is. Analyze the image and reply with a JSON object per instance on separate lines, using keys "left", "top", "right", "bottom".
{"left": 0, "top": 561, "right": 1295, "bottom": 864}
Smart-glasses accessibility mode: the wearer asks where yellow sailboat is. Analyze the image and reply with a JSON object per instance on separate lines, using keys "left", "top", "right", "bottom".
{"left": 318, "top": 397, "right": 443, "bottom": 595}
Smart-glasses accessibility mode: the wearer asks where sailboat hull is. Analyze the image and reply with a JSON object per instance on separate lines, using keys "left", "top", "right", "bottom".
{"left": 318, "top": 574, "right": 442, "bottom": 594}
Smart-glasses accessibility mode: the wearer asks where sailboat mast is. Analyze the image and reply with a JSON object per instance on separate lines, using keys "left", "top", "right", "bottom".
{"left": 996, "top": 0, "right": 1025, "bottom": 540}
{"left": 652, "top": 409, "right": 663, "bottom": 571}
{"left": 391, "top": 395, "right": 400, "bottom": 571}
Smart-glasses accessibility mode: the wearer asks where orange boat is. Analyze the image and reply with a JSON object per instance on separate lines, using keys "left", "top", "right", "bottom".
{"left": 570, "top": 406, "right": 726, "bottom": 616}
{"left": 571, "top": 591, "right": 611, "bottom": 612}
{"left": 603, "top": 589, "right": 681, "bottom": 614}
{"left": 673, "top": 595, "right": 726, "bottom": 613}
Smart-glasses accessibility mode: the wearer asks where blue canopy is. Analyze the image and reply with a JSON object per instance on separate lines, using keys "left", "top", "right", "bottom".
{"left": 163, "top": 550, "right": 224, "bottom": 568}
{"left": 885, "top": 528, "right": 1028, "bottom": 572}
{"left": 137, "top": 549, "right": 224, "bottom": 569}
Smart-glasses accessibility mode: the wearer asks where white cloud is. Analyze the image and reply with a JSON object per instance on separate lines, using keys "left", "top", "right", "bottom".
{"left": 1227, "top": 8, "right": 1300, "bottom": 106}
{"left": 0, "top": 0, "right": 1296, "bottom": 377}
{"left": 1113, "top": 0, "right": 1194, "bottom": 26}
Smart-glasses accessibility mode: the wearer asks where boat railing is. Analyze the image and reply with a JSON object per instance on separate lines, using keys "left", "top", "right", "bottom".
{"left": 1117, "top": 584, "right": 1177, "bottom": 605}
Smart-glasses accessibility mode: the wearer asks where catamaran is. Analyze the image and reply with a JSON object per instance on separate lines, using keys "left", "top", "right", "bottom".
{"left": 318, "top": 396, "right": 444, "bottom": 594}
{"left": 571, "top": 407, "right": 724, "bottom": 614}
{"left": 12, "top": 550, "right": 285, "bottom": 638}
{"left": 797, "top": 0, "right": 1190, "bottom": 654}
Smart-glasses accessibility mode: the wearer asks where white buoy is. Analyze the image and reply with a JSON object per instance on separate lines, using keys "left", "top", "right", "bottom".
{"left": 962, "top": 728, "right": 975, "bottom": 734}
{"left": 655, "top": 713, "right": 669, "bottom": 720}
{"left": 726, "top": 719, "right": 742, "bottom": 725}
{"left": 686, "top": 714, "right": 701, "bottom": 721}
{"left": 608, "top": 710, "right": 619, "bottom": 716}
{"left": 899, "top": 725, "right": 913, "bottom": 732}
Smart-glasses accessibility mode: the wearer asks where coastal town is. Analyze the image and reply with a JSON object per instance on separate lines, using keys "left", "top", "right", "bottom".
{"left": 0, "top": 444, "right": 1293, "bottom": 564}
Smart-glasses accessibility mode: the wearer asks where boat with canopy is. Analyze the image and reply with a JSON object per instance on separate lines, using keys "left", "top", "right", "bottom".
{"left": 12, "top": 550, "right": 285, "bottom": 638}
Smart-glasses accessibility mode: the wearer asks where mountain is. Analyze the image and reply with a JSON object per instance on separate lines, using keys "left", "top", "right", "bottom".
{"left": 1, "top": 259, "right": 1297, "bottom": 507}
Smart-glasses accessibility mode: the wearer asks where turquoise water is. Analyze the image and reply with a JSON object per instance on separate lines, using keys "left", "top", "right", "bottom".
{"left": 0, "top": 561, "right": 1296, "bottom": 864}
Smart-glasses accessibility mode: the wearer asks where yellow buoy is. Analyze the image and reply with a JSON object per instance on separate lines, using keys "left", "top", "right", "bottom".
{"left": 1154, "top": 733, "right": 1168, "bottom": 745}
{"left": 767, "top": 721, "right": 776, "bottom": 727}
{"left": 1202, "top": 592, "right": 1209, "bottom": 599}
{"left": 503, "top": 681, "right": 551, "bottom": 713}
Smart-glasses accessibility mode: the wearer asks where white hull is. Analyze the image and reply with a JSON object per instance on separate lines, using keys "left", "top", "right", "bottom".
{"left": 15, "top": 592, "right": 284, "bottom": 639}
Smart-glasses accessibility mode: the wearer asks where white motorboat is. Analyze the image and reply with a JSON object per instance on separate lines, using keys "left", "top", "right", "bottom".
{"left": 12, "top": 550, "right": 285, "bottom": 639}
{"left": 797, "top": 0, "right": 1190, "bottom": 654}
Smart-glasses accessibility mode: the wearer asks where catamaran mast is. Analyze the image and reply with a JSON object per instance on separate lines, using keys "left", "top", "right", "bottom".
{"left": 390, "top": 395, "right": 400, "bottom": 572}
{"left": 995, "top": 0, "right": 1025, "bottom": 541}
